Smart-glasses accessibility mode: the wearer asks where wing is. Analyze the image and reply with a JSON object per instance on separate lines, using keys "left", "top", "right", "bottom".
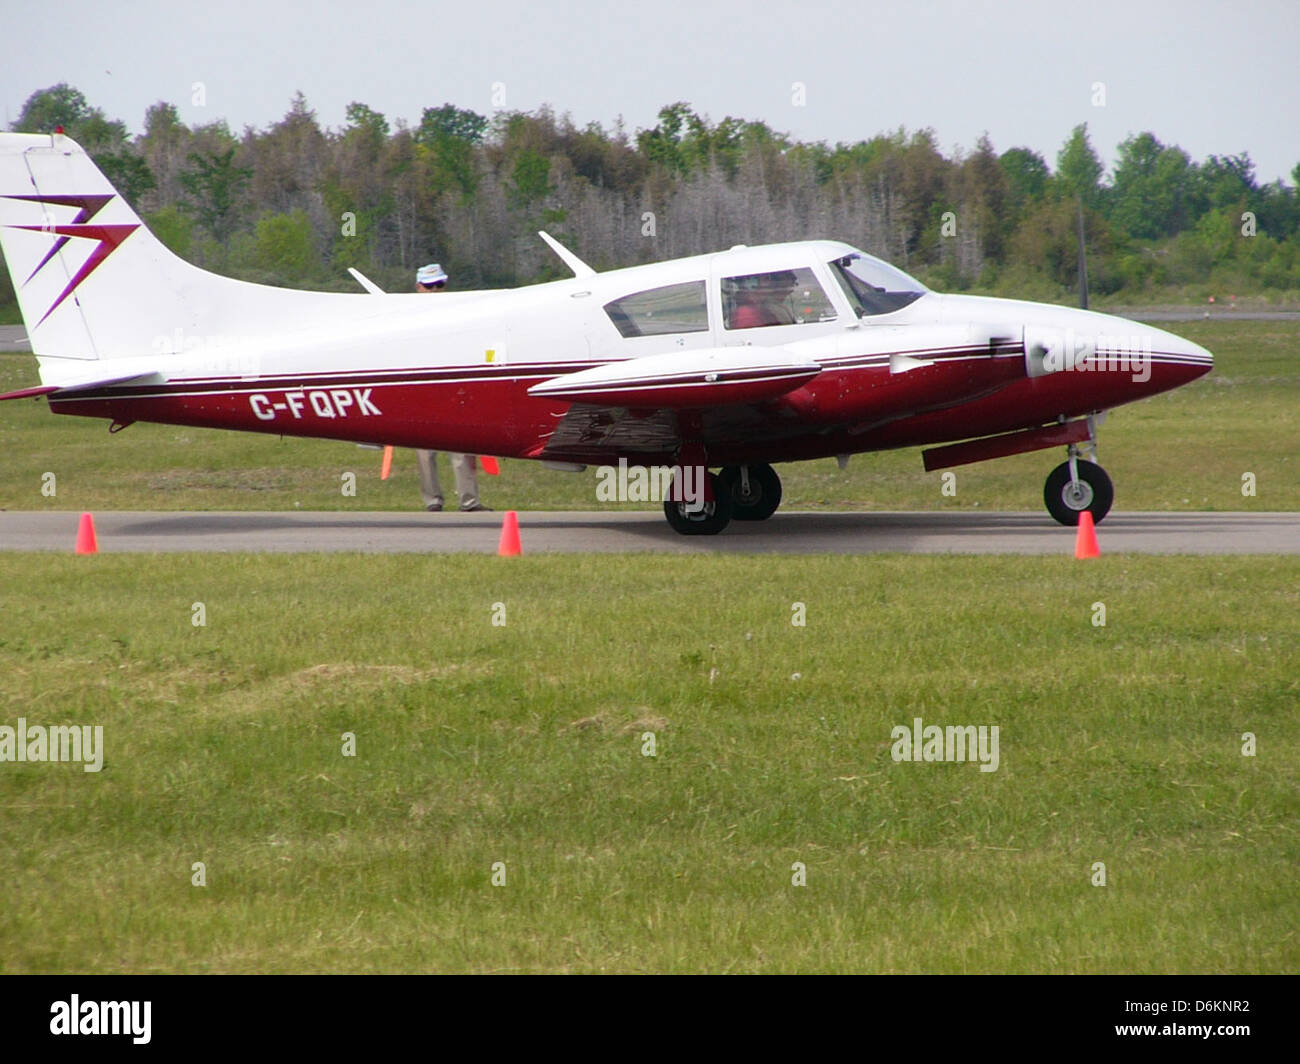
{"left": 527, "top": 348, "right": 820, "bottom": 408}
{"left": 524, "top": 347, "right": 821, "bottom": 463}
{"left": 523, "top": 328, "right": 1027, "bottom": 466}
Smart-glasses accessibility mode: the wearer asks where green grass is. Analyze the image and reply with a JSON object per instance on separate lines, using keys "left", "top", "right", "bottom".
{"left": 1, "top": 553, "right": 1295, "bottom": 973}
{"left": 1, "top": 319, "right": 1295, "bottom": 513}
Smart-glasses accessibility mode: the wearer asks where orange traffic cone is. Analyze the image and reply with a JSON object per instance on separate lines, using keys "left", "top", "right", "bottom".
{"left": 75, "top": 512, "right": 98, "bottom": 554}
{"left": 480, "top": 456, "right": 500, "bottom": 476}
{"left": 380, "top": 445, "right": 394, "bottom": 480}
{"left": 498, "top": 510, "right": 521, "bottom": 556}
{"left": 1074, "top": 510, "right": 1100, "bottom": 559}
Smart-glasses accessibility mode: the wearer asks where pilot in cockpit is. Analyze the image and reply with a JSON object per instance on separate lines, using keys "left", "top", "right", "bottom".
{"left": 726, "top": 270, "right": 798, "bottom": 329}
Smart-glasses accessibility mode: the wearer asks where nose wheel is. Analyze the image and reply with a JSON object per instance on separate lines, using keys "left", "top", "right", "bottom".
{"left": 1044, "top": 458, "right": 1113, "bottom": 525}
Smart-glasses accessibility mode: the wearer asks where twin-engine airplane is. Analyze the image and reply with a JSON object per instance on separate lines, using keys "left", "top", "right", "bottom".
{"left": 0, "top": 131, "right": 1213, "bottom": 534}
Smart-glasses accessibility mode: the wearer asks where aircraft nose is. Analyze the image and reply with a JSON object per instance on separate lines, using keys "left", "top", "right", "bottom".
{"left": 1022, "top": 309, "right": 1214, "bottom": 391}
{"left": 1148, "top": 322, "right": 1214, "bottom": 379}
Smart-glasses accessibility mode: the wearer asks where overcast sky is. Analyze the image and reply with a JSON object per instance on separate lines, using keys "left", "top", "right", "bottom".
{"left": 4, "top": 0, "right": 1297, "bottom": 183}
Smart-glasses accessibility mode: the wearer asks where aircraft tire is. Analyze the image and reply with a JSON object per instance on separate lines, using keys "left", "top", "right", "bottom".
{"left": 1044, "top": 459, "right": 1114, "bottom": 525}
{"left": 663, "top": 471, "right": 732, "bottom": 535}
{"left": 719, "top": 463, "right": 782, "bottom": 521}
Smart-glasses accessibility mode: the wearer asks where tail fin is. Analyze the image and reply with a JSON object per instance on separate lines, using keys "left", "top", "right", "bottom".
{"left": 0, "top": 131, "right": 365, "bottom": 379}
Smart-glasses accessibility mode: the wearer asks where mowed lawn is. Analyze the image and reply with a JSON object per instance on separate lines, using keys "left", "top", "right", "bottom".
{"left": 0, "top": 319, "right": 1295, "bottom": 513}
{"left": 0, "top": 553, "right": 1295, "bottom": 973}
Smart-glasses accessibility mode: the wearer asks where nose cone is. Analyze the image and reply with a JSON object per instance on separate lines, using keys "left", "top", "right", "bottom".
{"left": 1147, "top": 322, "right": 1214, "bottom": 379}
{"left": 1093, "top": 316, "right": 1213, "bottom": 394}
{"left": 934, "top": 294, "right": 1214, "bottom": 401}
{"left": 1049, "top": 307, "right": 1214, "bottom": 381}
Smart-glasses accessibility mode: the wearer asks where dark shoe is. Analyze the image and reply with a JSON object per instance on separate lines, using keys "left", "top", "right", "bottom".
{"left": 425, "top": 502, "right": 443, "bottom": 512}
{"left": 460, "top": 504, "right": 492, "bottom": 512}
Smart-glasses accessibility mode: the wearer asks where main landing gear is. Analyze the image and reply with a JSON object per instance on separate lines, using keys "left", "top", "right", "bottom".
{"left": 718, "top": 463, "right": 782, "bottom": 521}
{"left": 663, "top": 470, "right": 731, "bottom": 535}
{"left": 1044, "top": 429, "right": 1113, "bottom": 526}
{"left": 663, "top": 462, "right": 783, "bottom": 535}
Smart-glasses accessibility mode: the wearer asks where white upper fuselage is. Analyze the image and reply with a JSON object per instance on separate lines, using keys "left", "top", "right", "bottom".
{"left": 37, "top": 238, "right": 1208, "bottom": 394}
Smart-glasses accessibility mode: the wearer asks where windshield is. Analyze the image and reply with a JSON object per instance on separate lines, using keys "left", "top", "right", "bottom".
{"left": 829, "top": 252, "right": 927, "bottom": 317}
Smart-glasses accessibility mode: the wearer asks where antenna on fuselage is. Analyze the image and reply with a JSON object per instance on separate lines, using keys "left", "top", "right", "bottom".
{"left": 538, "top": 231, "right": 596, "bottom": 278}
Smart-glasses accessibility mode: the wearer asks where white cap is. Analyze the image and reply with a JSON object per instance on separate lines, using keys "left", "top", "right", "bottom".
{"left": 417, "top": 263, "right": 448, "bottom": 286}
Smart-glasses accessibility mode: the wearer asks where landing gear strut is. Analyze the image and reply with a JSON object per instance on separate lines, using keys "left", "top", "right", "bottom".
{"left": 718, "top": 463, "right": 782, "bottom": 521}
{"left": 1044, "top": 426, "right": 1113, "bottom": 525}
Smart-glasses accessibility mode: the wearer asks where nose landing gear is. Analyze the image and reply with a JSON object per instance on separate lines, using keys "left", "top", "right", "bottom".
{"left": 1044, "top": 426, "right": 1113, "bottom": 526}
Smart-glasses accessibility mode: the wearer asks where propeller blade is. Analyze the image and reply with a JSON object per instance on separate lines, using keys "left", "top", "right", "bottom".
{"left": 1076, "top": 197, "right": 1089, "bottom": 310}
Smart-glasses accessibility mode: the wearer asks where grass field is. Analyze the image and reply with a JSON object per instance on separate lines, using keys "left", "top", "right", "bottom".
{"left": 1, "top": 319, "right": 1295, "bottom": 514}
{"left": 1, "top": 554, "right": 1296, "bottom": 973}
{"left": 1, "top": 317, "right": 1295, "bottom": 974}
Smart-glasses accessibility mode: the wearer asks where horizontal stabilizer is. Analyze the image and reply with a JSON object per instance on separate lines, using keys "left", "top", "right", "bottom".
{"left": 0, "top": 367, "right": 165, "bottom": 401}
{"left": 528, "top": 348, "right": 821, "bottom": 408}
{"left": 0, "top": 383, "right": 61, "bottom": 401}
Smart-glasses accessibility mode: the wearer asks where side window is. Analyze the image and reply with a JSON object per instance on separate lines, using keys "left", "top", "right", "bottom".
{"left": 723, "top": 267, "right": 837, "bottom": 330}
{"left": 603, "top": 281, "right": 709, "bottom": 338}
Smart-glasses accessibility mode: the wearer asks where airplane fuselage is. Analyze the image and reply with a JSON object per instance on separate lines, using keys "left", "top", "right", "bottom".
{"left": 42, "top": 245, "right": 1210, "bottom": 468}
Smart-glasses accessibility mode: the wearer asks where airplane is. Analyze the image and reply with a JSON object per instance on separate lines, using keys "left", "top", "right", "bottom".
{"left": 0, "top": 130, "right": 1213, "bottom": 535}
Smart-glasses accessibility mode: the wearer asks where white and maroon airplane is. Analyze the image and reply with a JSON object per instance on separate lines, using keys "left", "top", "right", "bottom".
{"left": 0, "top": 131, "right": 1213, "bottom": 534}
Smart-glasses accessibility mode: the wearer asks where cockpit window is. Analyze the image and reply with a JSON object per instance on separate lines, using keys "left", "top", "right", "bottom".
{"left": 604, "top": 281, "right": 708, "bottom": 338}
{"left": 722, "top": 267, "right": 837, "bottom": 330}
{"left": 829, "top": 252, "right": 927, "bottom": 317}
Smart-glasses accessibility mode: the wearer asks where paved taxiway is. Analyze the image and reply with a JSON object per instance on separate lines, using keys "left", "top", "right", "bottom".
{"left": 0, "top": 327, "right": 30, "bottom": 351}
{"left": 0, "top": 510, "right": 1295, "bottom": 554}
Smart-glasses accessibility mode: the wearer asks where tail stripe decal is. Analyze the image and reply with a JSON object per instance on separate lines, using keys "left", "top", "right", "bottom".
{"left": 2, "top": 193, "right": 138, "bottom": 324}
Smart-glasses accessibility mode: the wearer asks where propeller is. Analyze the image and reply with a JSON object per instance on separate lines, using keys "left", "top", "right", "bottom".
{"left": 1076, "top": 196, "right": 1089, "bottom": 310}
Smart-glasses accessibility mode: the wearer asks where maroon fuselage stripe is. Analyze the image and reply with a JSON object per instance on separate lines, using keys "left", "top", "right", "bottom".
{"left": 46, "top": 344, "right": 1211, "bottom": 465}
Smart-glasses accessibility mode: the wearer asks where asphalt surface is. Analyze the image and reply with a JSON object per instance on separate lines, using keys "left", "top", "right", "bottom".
{"left": 0, "top": 326, "right": 29, "bottom": 351}
{"left": 1118, "top": 309, "right": 1300, "bottom": 322}
{"left": 0, "top": 510, "right": 1295, "bottom": 554}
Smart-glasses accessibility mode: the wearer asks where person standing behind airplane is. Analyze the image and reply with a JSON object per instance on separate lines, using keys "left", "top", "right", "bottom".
{"left": 413, "top": 263, "right": 489, "bottom": 513}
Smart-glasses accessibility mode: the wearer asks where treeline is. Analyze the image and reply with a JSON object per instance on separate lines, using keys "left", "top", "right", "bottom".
{"left": 4, "top": 82, "right": 1300, "bottom": 305}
